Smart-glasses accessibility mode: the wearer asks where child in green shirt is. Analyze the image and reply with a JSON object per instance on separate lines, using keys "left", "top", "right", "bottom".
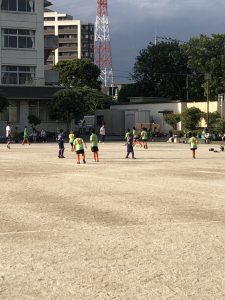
{"left": 189, "top": 132, "right": 198, "bottom": 159}
{"left": 73, "top": 134, "right": 87, "bottom": 164}
{"left": 90, "top": 129, "right": 99, "bottom": 162}
{"left": 68, "top": 130, "right": 75, "bottom": 151}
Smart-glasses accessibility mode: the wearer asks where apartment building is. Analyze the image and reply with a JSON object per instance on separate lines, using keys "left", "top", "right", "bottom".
{"left": 0, "top": 0, "right": 62, "bottom": 134}
{"left": 44, "top": 11, "right": 94, "bottom": 68}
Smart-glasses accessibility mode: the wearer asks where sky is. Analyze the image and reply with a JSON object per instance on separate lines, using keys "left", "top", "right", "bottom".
{"left": 50, "top": 0, "right": 225, "bottom": 83}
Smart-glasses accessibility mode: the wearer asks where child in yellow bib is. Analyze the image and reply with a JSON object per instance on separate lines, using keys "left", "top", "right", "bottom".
{"left": 73, "top": 134, "right": 87, "bottom": 164}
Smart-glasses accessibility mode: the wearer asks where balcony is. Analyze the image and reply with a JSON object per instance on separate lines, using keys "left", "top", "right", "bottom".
{"left": 44, "top": 35, "right": 58, "bottom": 62}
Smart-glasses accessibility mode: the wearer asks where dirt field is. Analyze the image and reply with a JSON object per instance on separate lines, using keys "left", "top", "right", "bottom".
{"left": 0, "top": 141, "right": 225, "bottom": 299}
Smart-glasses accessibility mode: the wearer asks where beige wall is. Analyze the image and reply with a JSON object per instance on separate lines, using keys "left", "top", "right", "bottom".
{"left": 187, "top": 101, "right": 219, "bottom": 127}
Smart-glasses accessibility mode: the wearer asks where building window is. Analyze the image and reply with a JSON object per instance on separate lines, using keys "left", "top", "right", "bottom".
{"left": 44, "top": 17, "right": 55, "bottom": 21}
{"left": 2, "top": 29, "right": 35, "bottom": 49}
{"left": 29, "top": 100, "right": 51, "bottom": 122}
{"left": 1, "top": 65, "right": 35, "bottom": 85}
{"left": 44, "top": 26, "right": 55, "bottom": 31}
{"left": 1, "top": 0, "right": 35, "bottom": 12}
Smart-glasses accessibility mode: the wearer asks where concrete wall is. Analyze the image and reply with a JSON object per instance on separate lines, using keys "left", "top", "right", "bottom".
{"left": 111, "top": 102, "right": 185, "bottom": 133}
{"left": 187, "top": 101, "right": 219, "bottom": 127}
{"left": 95, "top": 110, "right": 125, "bottom": 135}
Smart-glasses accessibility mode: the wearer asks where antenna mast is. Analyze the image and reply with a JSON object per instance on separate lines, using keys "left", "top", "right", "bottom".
{"left": 94, "top": 0, "right": 113, "bottom": 87}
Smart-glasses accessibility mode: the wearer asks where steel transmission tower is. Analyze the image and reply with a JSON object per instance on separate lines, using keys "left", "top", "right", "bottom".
{"left": 94, "top": 0, "right": 113, "bottom": 87}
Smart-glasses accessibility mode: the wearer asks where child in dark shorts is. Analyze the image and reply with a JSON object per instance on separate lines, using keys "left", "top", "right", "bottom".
{"left": 73, "top": 134, "right": 87, "bottom": 164}
{"left": 125, "top": 134, "right": 136, "bottom": 159}
{"left": 57, "top": 129, "right": 65, "bottom": 158}
{"left": 90, "top": 129, "right": 99, "bottom": 162}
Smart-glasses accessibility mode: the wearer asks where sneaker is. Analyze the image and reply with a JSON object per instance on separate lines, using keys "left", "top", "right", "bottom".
{"left": 61, "top": 156, "right": 65, "bottom": 158}
{"left": 132, "top": 157, "right": 136, "bottom": 159}
{"left": 83, "top": 160, "right": 86, "bottom": 164}
{"left": 97, "top": 160, "right": 99, "bottom": 162}
{"left": 77, "top": 161, "right": 80, "bottom": 164}
{"left": 7, "top": 145, "right": 10, "bottom": 149}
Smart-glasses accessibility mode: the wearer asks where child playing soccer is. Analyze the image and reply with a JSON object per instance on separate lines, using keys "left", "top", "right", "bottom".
{"left": 141, "top": 128, "right": 148, "bottom": 149}
{"left": 73, "top": 134, "right": 87, "bottom": 164}
{"left": 22, "top": 126, "right": 30, "bottom": 145}
{"left": 133, "top": 126, "right": 141, "bottom": 146}
{"left": 125, "top": 133, "right": 136, "bottom": 159}
{"left": 68, "top": 130, "right": 75, "bottom": 151}
{"left": 57, "top": 129, "right": 65, "bottom": 158}
{"left": 189, "top": 132, "right": 198, "bottom": 159}
{"left": 90, "top": 129, "right": 99, "bottom": 162}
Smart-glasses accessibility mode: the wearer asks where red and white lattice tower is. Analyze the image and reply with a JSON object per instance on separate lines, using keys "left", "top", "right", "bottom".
{"left": 94, "top": 0, "right": 113, "bottom": 87}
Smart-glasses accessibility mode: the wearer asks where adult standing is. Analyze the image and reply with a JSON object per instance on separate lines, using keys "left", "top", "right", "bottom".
{"left": 40, "top": 129, "right": 47, "bottom": 142}
{"left": 99, "top": 124, "right": 106, "bottom": 143}
{"left": 6, "top": 122, "right": 12, "bottom": 149}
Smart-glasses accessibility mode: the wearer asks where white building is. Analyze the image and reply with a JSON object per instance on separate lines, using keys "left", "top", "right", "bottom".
{"left": 0, "top": 0, "right": 63, "bottom": 135}
{"left": 44, "top": 11, "right": 94, "bottom": 68}
{"left": 0, "top": 0, "right": 46, "bottom": 86}
{"left": 95, "top": 97, "right": 222, "bottom": 135}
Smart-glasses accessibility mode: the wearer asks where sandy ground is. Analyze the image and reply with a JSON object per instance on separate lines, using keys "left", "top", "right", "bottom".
{"left": 0, "top": 141, "right": 225, "bottom": 299}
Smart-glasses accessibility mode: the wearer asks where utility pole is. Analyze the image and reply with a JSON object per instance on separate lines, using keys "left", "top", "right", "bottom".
{"left": 94, "top": 0, "right": 113, "bottom": 87}
{"left": 186, "top": 75, "right": 189, "bottom": 101}
{"left": 205, "top": 73, "right": 211, "bottom": 128}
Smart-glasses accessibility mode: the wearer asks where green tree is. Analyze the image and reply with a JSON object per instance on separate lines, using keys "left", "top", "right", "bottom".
{"left": 215, "top": 118, "right": 225, "bottom": 133}
{"left": 27, "top": 114, "right": 41, "bottom": 130}
{"left": 49, "top": 89, "right": 85, "bottom": 132}
{"left": 184, "top": 34, "right": 225, "bottom": 99}
{"left": 180, "top": 107, "right": 203, "bottom": 130}
{"left": 54, "top": 59, "right": 102, "bottom": 90}
{"left": 76, "top": 86, "right": 112, "bottom": 114}
{"left": 132, "top": 41, "right": 189, "bottom": 99}
{"left": 118, "top": 83, "right": 142, "bottom": 102}
{"left": 0, "top": 91, "right": 9, "bottom": 112}
{"left": 202, "top": 111, "right": 220, "bottom": 128}
{"left": 164, "top": 113, "right": 181, "bottom": 130}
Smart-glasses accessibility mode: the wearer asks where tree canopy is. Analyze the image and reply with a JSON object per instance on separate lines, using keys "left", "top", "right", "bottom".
{"left": 27, "top": 114, "right": 41, "bottom": 129}
{"left": 180, "top": 107, "right": 203, "bottom": 130}
{"left": 184, "top": 34, "right": 225, "bottom": 99}
{"left": 163, "top": 113, "right": 181, "bottom": 130}
{"left": 50, "top": 89, "right": 85, "bottom": 131}
{"left": 120, "top": 34, "right": 225, "bottom": 101}
{"left": 54, "top": 58, "right": 102, "bottom": 90}
{"left": 132, "top": 41, "right": 189, "bottom": 99}
{"left": 76, "top": 86, "right": 112, "bottom": 114}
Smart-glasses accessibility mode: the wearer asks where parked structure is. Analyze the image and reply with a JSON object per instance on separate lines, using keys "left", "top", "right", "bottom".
{"left": 44, "top": 11, "right": 94, "bottom": 68}
{"left": 95, "top": 97, "right": 221, "bottom": 135}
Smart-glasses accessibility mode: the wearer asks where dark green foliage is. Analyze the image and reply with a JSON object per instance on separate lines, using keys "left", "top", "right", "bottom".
{"left": 215, "top": 118, "right": 225, "bottom": 133}
{"left": 54, "top": 59, "right": 102, "bottom": 90}
{"left": 164, "top": 113, "right": 181, "bottom": 130}
{"left": 132, "top": 41, "right": 189, "bottom": 99}
{"left": 202, "top": 111, "right": 220, "bottom": 128}
{"left": 118, "top": 83, "right": 143, "bottom": 102}
{"left": 184, "top": 34, "right": 225, "bottom": 99}
{"left": 180, "top": 107, "right": 203, "bottom": 130}
{"left": 27, "top": 114, "right": 41, "bottom": 129}
{"left": 76, "top": 86, "right": 112, "bottom": 114}
{"left": 50, "top": 89, "right": 85, "bottom": 131}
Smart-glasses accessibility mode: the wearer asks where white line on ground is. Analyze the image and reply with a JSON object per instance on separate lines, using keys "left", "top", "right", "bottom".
{"left": 0, "top": 221, "right": 221, "bottom": 236}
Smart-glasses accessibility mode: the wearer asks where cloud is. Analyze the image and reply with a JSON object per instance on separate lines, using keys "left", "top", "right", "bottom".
{"left": 50, "top": 0, "right": 225, "bottom": 83}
